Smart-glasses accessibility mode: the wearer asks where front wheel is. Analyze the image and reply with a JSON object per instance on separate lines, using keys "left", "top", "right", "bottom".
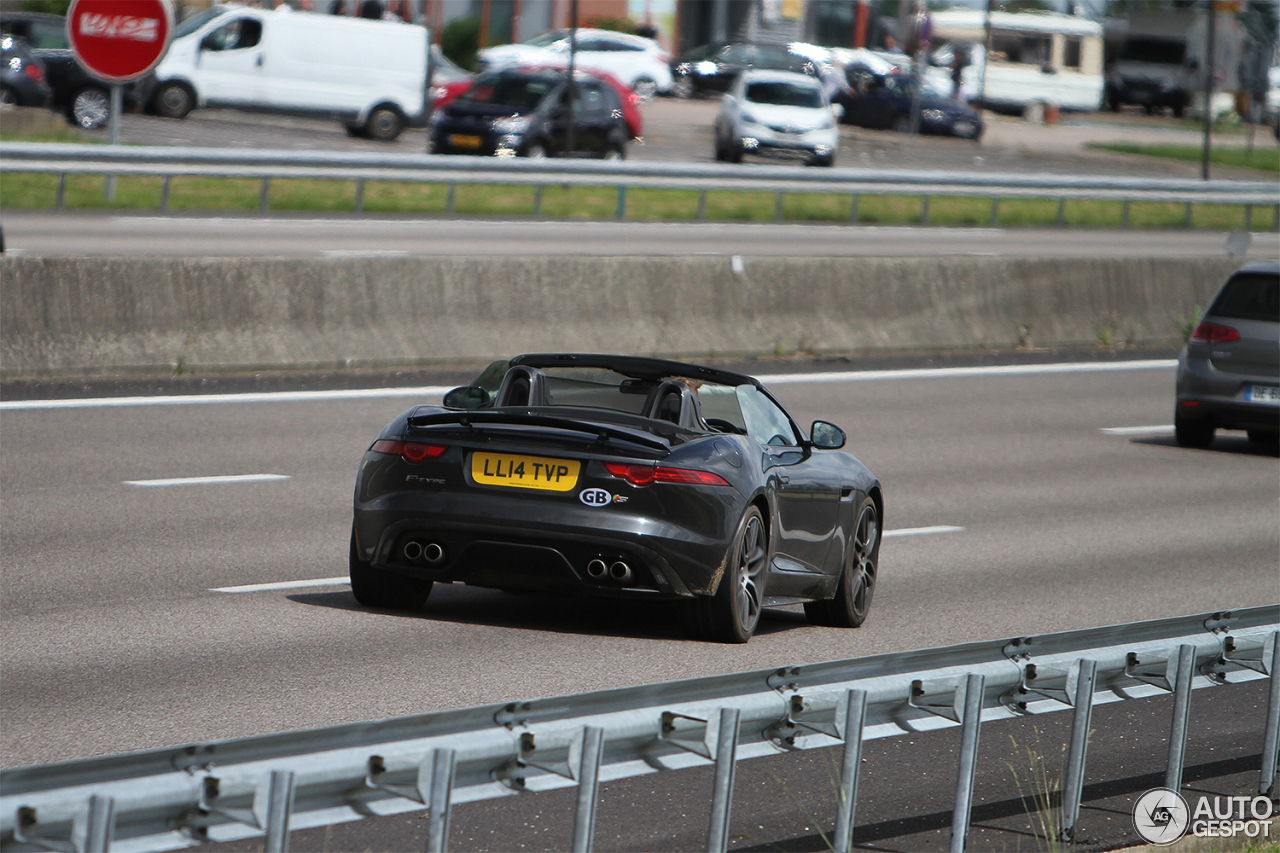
{"left": 633, "top": 76, "right": 658, "bottom": 101}
{"left": 805, "top": 496, "right": 879, "bottom": 628}
{"left": 689, "top": 506, "right": 769, "bottom": 643}
{"left": 349, "top": 530, "right": 432, "bottom": 610}
{"left": 152, "top": 82, "right": 194, "bottom": 119}
{"left": 363, "top": 105, "right": 404, "bottom": 141}
{"left": 68, "top": 87, "right": 110, "bottom": 129}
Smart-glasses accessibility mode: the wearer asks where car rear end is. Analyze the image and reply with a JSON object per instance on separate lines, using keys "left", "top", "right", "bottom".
{"left": 352, "top": 411, "right": 744, "bottom": 599}
{"left": 1175, "top": 261, "right": 1280, "bottom": 447}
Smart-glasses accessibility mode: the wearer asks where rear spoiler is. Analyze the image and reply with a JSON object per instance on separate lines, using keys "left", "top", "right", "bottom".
{"left": 406, "top": 410, "right": 676, "bottom": 453}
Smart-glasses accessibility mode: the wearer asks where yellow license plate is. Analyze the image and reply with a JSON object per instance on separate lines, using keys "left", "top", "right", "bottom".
{"left": 471, "top": 452, "right": 580, "bottom": 492}
{"left": 450, "top": 134, "right": 482, "bottom": 149}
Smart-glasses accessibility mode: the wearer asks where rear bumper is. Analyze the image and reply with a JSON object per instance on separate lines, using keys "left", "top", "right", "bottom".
{"left": 1176, "top": 354, "right": 1280, "bottom": 432}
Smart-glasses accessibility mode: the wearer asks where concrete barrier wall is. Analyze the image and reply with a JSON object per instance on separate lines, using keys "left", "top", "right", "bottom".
{"left": 0, "top": 255, "right": 1245, "bottom": 379}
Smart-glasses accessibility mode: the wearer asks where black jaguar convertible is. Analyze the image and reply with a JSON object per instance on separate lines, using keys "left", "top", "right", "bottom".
{"left": 350, "top": 354, "right": 883, "bottom": 643}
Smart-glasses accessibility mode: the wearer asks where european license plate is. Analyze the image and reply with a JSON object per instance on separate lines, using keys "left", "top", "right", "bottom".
{"left": 449, "top": 134, "right": 482, "bottom": 149}
{"left": 471, "top": 452, "right": 580, "bottom": 492}
{"left": 1244, "top": 385, "right": 1280, "bottom": 404}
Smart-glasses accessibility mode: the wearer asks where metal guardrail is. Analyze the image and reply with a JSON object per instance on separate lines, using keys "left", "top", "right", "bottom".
{"left": 2, "top": 143, "right": 1278, "bottom": 226}
{"left": 3, "top": 607, "right": 1277, "bottom": 853}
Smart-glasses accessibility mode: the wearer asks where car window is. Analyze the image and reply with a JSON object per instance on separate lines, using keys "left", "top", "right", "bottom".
{"left": 579, "top": 82, "right": 606, "bottom": 111}
{"left": 1210, "top": 272, "right": 1280, "bottom": 323}
{"left": 736, "top": 385, "right": 798, "bottom": 446}
{"left": 462, "top": 72, "right": 558, "bottom": 110}
{"left": 525, "top": 30, "right": 567, "bottom": 48}
{"left": 745, "top": 80, "right": 823, "bottom": 108}
{"left": 721, "top": 44, "right": 751, "bottom": 64}
{"left": 29, "top": 20, "right": 69, "bottom": 50}
{"left": 204, "top": 17, "right": 262, "bottom": 51}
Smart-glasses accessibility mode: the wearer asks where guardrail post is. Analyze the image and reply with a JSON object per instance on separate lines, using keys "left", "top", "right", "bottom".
{"left": 1164, "top": 644, "right": 1196, "bottom": 793}
{"left": 1184, "top": 202, "right": 1193, "bottom": 228}
{"left": 1060, "top": 659, "right": 1098, "bottom": 841}
{"left": 616, "top": 186, "right": 626, "bottom": 221}
{"left": 572, "top": 727, "right": 605, "bottom": 853}
{"left": 1121, "top": 199, "right": 1131, "bottom": 229}
{"left": 446, "top": 183, "right": 456, "bottom": 216}
{"left": 833, "top": 689, "right": 868, "bottom": 853}
{"left": 989, "top": 197, "right": 999, "bottom": 227}
{"left": 1055, "top": 198, "right": 1066, "bottom": 227}
{"left": 848, "top": 193, "right": 858, "bottom": 224}
{"left": 355, "top": 179, "right": 365, "bottom": 215}
{"left": 534, "top": 185, "right": 543, "bottom": 217}
{"left": 1259, "top": 631, "right": 1280, "bottom": 797}
{"left": 921, "top": 195, "right": 931, "bottom": 226}
{"left": 696, "top": 189, "right": 707, "bottom": 221}
{"left": 1244, "top": 205, "right": 1253, "bottom": 232}
{"left": 83, "top": 794, "right": 115, "bottom": 853}
{"left": 426, "top": 748, "right": 456, "bottom": 853}
{"left": 950, "top": 673, "right": 985, "bottom": 853}
{"left": 263, "top": 770, "right": 295, "bottom": 853}
{"left": 56, "top": 172, "right": 66, "bottom": 210}
{"left": 707, "top": 707, "right": 741, "bottom": 853}
{"left": 773, "top": 192, "right": 784, "bottom": 222}
{"left": 160, "top": 176, "right": 171, "bottom": 212}
{"left": 259, "top": 178, "right": 270, "bottom": 213}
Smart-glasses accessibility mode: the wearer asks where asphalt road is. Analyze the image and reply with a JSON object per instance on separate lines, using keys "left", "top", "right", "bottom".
{"left": 4, "top": 212, "right": 1279, "bottom": 258}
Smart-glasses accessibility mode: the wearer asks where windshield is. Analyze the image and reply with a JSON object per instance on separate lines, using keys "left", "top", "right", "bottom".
{"left": 525, "top": 30, "right": 567, "bottom": 48}
{"left": 745, "top": 80, "right": 823, "bottom": 108}
{"left": 176, "top": 5, "right": 227, "bottom": 40}
{"left": 1119, "top": 37, "right": 1185, "bottom": 65}
{"left": 459, "top": 71, "right": 560, "bottom": 110}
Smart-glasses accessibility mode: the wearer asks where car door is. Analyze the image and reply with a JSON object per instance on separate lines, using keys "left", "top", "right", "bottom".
{"left": 736, "top": 385, "right": 843, "bottom": 580}
{"left": 195, "top": 14, "right": 266, "bottom": 106}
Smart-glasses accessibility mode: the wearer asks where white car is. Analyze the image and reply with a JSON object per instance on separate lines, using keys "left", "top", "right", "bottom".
{"left": 477, "top": 28, "right": 672, "bottom": 100}
{"left": 713, "top": 69, "right": 840, "bottom": 167}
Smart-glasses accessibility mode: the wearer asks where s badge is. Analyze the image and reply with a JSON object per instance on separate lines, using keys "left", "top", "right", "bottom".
{"left": 579, "top": 488, "right": 612, "bottom": 507}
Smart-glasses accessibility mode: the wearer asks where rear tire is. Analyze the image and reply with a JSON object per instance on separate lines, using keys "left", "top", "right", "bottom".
{"left": 672, "top": 77, "right": 694, "bottom": 99}
{"left": 363, "top": 105, "right": 404, "bottom": 141}
{"left": 633, "top": 76, "right": 658, "bottom": 101}
{"left": 1174, "top": 411, "right": 1215, "bottom": 449}
{"left": 805, "top": 496, "right": 879, "bottom": 628}
{"left": 349, "top": 530, "right": 432, "bottom": 610}
{"left": 152, "top": 82, "right": 194, "bottom": 119}
{"left": 688, "top": 506, "right": 768, "bottom": 643}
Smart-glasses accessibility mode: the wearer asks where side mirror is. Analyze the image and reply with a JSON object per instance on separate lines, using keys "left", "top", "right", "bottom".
{"left": 443, "top": 385, "right": 492, "bottom": 410}
{"left": 831, "top": 102, "right": 844, "bottom": 120}
{"left": 810, "top": 420, "right": 846, "bottom": 449}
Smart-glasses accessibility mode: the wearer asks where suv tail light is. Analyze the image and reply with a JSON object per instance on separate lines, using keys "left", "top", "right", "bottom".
{"left": 604, "top": 462, "right": 730, "bottom": 487}
{"left": 372, "top": 440, "right": 447, "bottom": 462}
{"left": 25, "top": 64, "right": 44, "bottom": 84}
{"left": 1190, "top": 322, "right": 1241, "bottom": 344}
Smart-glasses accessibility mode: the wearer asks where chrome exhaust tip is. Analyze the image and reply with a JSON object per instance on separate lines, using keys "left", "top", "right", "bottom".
{"left": 422, "top": 542, "right": 445, "bottom": 565}
{"left": 403, "top": 540, "right": 423, "bottom": 562}
{"left": 609, "top": 561, "right": 632, "bottom": 584}
{"left": 586, "top": 559, "right": 607, "bottom": 579}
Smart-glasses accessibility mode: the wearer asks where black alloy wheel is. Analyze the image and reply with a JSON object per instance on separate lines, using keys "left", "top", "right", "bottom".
{"left": 806, "top": 496, "right": 879, "bottom": 628}
{"left": 349, "top": 529, "right": 432, "bottom": 610}
{"left": 691, "top": 506, "right": 769, "bottom": 643}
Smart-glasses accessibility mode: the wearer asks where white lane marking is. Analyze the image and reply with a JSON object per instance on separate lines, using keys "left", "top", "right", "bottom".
{"left": 0, "top": 361, "right": 1176, "bottom": 412}
{"left": 1101, "top": 425, "right": 1175, "bottom": 436}
{"left": 884, "top": 525, "right": 965, "bottom": 538}
{"left": 3, "top": 386, "right": 453, "bottom": 411}
{"left": 757, "top": 360, "right": 1176, "bottom": 385}
{"left": 212, "top": 576, "right": 350, "bottom": 593}
{"left": 322, "top": 250, "right": 410, "bottom": 258}
{"left": 124, "top": 474, "right": 291, "bottom": 487}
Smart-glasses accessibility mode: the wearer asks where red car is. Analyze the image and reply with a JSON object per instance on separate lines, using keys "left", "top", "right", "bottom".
{"left": 453, "top": 62, "right": 643, "bottom": 140}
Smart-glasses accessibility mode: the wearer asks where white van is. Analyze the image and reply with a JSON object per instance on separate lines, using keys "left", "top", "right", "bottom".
{"left": 929, "top": 9, "right": 1105, "bottom": 114}
{"left": 146, "top": 5, "right": 428, "bottom": 140}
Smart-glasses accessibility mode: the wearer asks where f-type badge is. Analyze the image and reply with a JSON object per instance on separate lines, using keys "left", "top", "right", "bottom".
{"left": 579, "top": 488, "right": 612, "bottom": 507}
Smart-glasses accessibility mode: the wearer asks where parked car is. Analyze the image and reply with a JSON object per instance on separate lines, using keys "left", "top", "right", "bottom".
{"left": 836, "top": 65, "right": 983, "bottom": 139}
{"left": 0, "top": 11, "right": 141, "bottom": 128}
{"left": 431, "top": 66, "right": 632, "bottom": 159}
{"left": 349, "top": 353, "right": 883, "bottom": 643}
{"left": 504, "top": 63, "right": 642, "bottom": 139}
{"left": 143, "top": 6, "right": 426, "bottom": 141}
{"left": 477, "top": 28, "right": 672, "bottom": 100}
{"left": 0, "top": 35, "right": 50, "bottom": 109}
{"left": 671, "top": 41, "right": 815, "bottom": 99}
{"left": 713, "top": 69, "right": 838, "bottom": 166}
{"left": 429, "top": 44, "right": 473, "bottom": 110}
{"left": 1174, "top": 260, "right": 1280, "bottom": 448}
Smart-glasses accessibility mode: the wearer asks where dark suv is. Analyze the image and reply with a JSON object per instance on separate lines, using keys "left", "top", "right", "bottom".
{"left": 1175, "top": 260, "right": 1280, "bottom": 448}
{"left": 0, "top": 11, "right": 140, "bottom": 129}
{"left": 431, "top": 67, "right": 630, "bottom": 159}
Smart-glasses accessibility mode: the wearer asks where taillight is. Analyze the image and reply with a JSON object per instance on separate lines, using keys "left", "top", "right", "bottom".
{"left": 371, "top": 439, "right": 447, "bottom": 462}
{"left": 604, "top": 462, "right": 730, "bottom": 487}
{"left": 1190, "top": 322, "right": 1240, "bottom": 344}
{"left": 25, "top": 64, "right": 44, "bottom": 83}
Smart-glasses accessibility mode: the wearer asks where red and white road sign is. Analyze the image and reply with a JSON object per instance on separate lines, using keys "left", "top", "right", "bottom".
{"left": 67, "top": 0, "right": 174, "bottom": 83}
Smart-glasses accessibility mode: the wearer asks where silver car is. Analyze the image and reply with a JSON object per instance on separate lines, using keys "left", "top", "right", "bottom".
{"left": 1175, "top": 260, "right": 1280, "bottom": 448}
{"left": 713, "top": 69, "right": 839, "bottom": 167}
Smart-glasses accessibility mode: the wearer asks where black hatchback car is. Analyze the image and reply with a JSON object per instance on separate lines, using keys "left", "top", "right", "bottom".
{"left": 836, "top": 68, "right": 983, "bottom": 139}
{"left": 1, "top": 35, "right": 50, "bottom": 108}
{"left": 431, "top": 67, "right": 630, "bottom": 159}
{"left": 670, "top": 41, "right": 815, "bottom": 99}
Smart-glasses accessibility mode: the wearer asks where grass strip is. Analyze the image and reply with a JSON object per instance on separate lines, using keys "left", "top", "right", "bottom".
{"left": 1085, "top": 142, "right": 1280, "bottom": 174}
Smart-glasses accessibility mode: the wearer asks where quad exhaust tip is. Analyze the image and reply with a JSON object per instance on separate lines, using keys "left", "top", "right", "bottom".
{"left": 609, "top": 561, "right": 632, "bottom": 584}
{"left": 586, "top": 559, "right": 608, "bottom": 578}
